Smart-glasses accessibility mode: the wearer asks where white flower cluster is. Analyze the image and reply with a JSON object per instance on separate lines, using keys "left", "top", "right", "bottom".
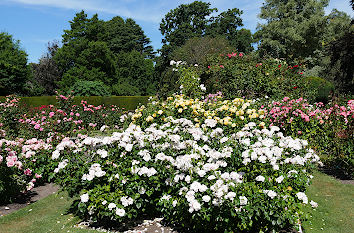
{"left": 55, "top": 114, "right": 321, "bottom": 223}
{"left": 54, "top": 159, "right": 68, "bottom": 173}
{"left": 82, "top": 163, "right": 106, "bottom": 181}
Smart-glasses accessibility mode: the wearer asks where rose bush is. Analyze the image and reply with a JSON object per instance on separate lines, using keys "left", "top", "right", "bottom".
{"left": 0, "top": 137, "right": 54, "bottom": 203}
{"left": 51, "top": 95, "right": 321, "bottom": 232}
{"left": 264, "top": 97, "right": 354, "bottom": 178}
{"left": 0, "top": 94, "right": 125, "bottom": 140}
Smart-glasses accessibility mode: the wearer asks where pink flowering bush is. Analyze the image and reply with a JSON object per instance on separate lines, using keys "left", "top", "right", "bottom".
{"left": 0, "top": 137, "right": 54, "bottom": 203}
{"left": 0, "top": 95, "right": 22, "bottom": 137}
{"left": 264, "top": 97, "right": 354, "bottom": 178}
{"left": 0, "top": 94, "right": 125, "bottom": 140}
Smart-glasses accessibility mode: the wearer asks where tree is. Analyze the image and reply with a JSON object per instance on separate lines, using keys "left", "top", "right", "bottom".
{"left": 54, "top": 10, "right": 156, "bottom": 95}
{"left": 103, "top": 17, "right": 154, "bottom": 58}
{"left": 325, "top": 19, "right": 353, "bottom": 94}
{"left": 324, "top": 9, "right": 351, "bottom": 44}
{"left": 55, "top": 40, "right": 117, "bottom": 91}
{"left": 232, "top": 29, "right": 254, "bottom": 53}
{"left": 113, "top": 50, "right": 155, "bottom": 96}
{"left": 171, "top": 36, "right": 232, "bottom": 65}
{"left": 62, "top": 11, "right": 105, "bottom": 45}
{"left": 160, "top": 1, "right": 216, "bottom": 48}
{"left": 157, "top": 1, "right": 250, "bottom": 95}
{"left": 30, "top": 41, "right": 62, "bottom": 95}
{"left": 0, "top": 32, "right": 30, "bottom": 95}
{"left": 255, "top": 0, "right": 329, "bottom": 60}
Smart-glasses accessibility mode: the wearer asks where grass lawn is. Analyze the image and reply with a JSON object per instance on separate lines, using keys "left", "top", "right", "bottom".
{"left": 0, "top": 171, "right": 353, "bottom": 233}
{"left": 303, "top": 171, "right": 354, "bottom": 233}
{"left": 0, "top": 192, "right": 93, "bottom": 233}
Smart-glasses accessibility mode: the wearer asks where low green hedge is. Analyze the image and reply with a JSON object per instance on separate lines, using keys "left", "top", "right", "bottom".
{"left": 0, "top": 96, "right": 150, "bottom": 110}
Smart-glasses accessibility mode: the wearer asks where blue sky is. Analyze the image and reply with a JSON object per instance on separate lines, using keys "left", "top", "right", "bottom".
{"left": 0, "top": 0, "right": 352, "bottom": 63}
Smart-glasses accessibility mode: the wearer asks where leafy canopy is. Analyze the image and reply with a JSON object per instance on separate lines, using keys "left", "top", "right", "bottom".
{"left": 54, "top": 10, "right": 155, "bottom": 96}
{"left": 0, "top": 32, "right": 30, "bottom": 95}
{"left": 255, "top": 0, "right": 351, "bottom": 61}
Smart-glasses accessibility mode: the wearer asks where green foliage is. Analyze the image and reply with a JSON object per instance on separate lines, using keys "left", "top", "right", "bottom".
{"left": 325, "top": 25, "right": 354, "bottom": 94}
{"left": 232, "top": 28, "right": 254, "bottom": 53}
{"left": 255, "top": 0, "right": 329, "bottom": 60}
{"left": 55, "top": 40, "right": 117, "bottom": 91}
{"left": 303, "top": 76, "right": 334, "bottom": 103}
{"left": 70, "top": 80, "right": 111, "bottom": 96}
{"left": 171, "top": 36, "right": 232, "bottom": 65}
{"left": 204, "top": 53, "right": 305, "bottom": 99}
{"left": 0, "top": 32, "right": 31, "bottom": 95}
{"left": 159, "top": 36, "right": 231, "bottom": 96}
{"left": 175, "top": 65, "right": 204, "bottom": 98}
{"left": 103, "top": 17, "right": 155, "bottom": 59}
{"left": 114, "top": 50, "right": 155, "bottom": 96}
{"left": 1, "top": 95, "right": 149, "bottom": 111}
{"left": 157, "top": 1, "right": 250, "bottom": 91}
{"left": 160, "top": 1, "right": 216, "bottom": 48}
{"left": 62, "top": 11, "right": 105, "bottom": 45}
{"left": 54, "top": 10, "right": 156, "bottom": 95}
{"left": 323, "top": 9, "right": 352, "bottom": 44}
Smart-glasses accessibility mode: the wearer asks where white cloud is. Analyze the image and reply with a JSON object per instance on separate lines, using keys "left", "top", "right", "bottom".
{"left": 6, "top": 0, "right": 164, "bottom": 22}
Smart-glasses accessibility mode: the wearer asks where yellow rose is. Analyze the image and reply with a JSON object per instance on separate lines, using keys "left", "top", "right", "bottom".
{"left": 178, "top": 108, "right": 183, "bottom": 113}
{"left": 152, "top": 113, "right": 157, "bottom": 117}
{"left": 259, "top": 122, "right": 265, "bottom": 128}
{"left": 146, "top": 116, "right": 154, "bottom": 122}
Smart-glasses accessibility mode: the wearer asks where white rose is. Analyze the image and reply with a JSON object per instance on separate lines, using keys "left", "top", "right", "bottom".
{"left": 255, "top": 175, "right": 265, "bottom": 182}
{"left": 108, "top": 203, "right": 116, "bottom": 210}
{"left": 202, "top": 195, "right": 211, "bottom": 202}
{"left": 80, "top": 193, "right": 89, "bottom": 203}
{"left": 239, "top": 196, "right": 248, "bottom": 205}
{"left": 115, "top": 208, "right": 126, "bottom": 217}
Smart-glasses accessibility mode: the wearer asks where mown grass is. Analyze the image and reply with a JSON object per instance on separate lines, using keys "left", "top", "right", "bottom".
{"left": 0, "top": 192, "right": 94, "bottom": 233}
{"left": 0, "top": 171, "right": 353, "bottom": 233}
{"left": 303, "top": 171, "right": 354, "bottom": 233}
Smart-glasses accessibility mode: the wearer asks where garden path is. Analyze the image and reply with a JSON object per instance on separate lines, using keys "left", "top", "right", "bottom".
{"left": 0, "top": 183, "right": 59, "bottom": 216}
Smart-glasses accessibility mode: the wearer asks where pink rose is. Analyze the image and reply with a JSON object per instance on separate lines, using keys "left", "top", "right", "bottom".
{"left": 24, "top": 168, "right": 32, "bottom": 176}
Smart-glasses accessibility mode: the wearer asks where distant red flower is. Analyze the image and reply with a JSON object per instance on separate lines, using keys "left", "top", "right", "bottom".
{"left": 293, "top": 86, "right": 298, "bottom": 89}
{"left": 278, "top": 64, "right": 281, "bottom": 68}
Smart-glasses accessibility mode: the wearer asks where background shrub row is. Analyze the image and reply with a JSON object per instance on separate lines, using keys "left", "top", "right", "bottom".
{"left": 0, "top": 96, "right": 149, "bottom": 110}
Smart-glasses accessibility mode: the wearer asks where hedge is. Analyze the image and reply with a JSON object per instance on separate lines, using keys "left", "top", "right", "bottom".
{"left": 0, "top": 96, "right": 150, "bottom": 110}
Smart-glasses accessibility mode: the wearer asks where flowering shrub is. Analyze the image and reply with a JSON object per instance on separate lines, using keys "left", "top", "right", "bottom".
{"left": 265, "top": 97, "right": 354, "bottom": 178}
{"left": 130, "top": 94, "right": 267, "bottom": 131}
{"left": 170, "top": 60, "right": 205, "bottom": 98}
{"left": 0, "top": 94, "right": 124, "bottom": 140}
{"left": 203, "top": 53, "right": 306, "bottom": 99}
{"left": 0, "top": 95, "right": 22, "bottom": 137}
{"left": 0, "top": 137, "right": 54, "bottom": 203}
{"left": 51, "top": 95, "right": 320, "bottom": 232}
{"left": 203, "top": 91, "right": 223, "bottom": 103}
